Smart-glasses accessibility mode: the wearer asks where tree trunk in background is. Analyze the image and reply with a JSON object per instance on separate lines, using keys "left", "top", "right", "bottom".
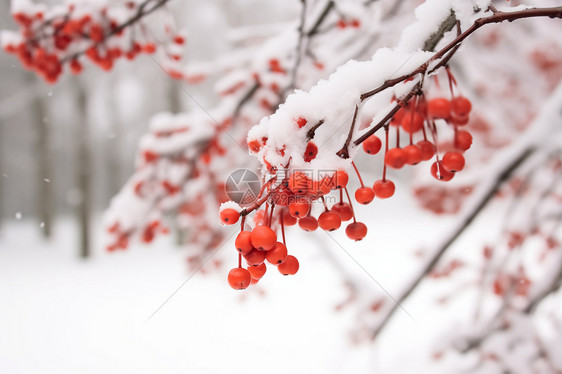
{"left": 76, "top": 84, "right": 91, "bottom": 259}
{"left": 169, "top": 80, "right": 182, "bottom": 114}
{"left": 31, "top": 75, "right": 54, "bottom": 238}
{"left": 105, "top": 90, "right": 121, "bottom": 202}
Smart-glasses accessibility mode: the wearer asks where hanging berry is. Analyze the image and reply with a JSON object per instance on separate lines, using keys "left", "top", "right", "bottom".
{"left": 318, "top": 211, "right": 342, "bottom": 231}
{"left": 278, "top": 255, "right": 299, "bottom": 275}
{"left": 228, "top": 268, "right": 252, "bottom": 290}
{"left": 250, "top": 226, "right": 277, "bottom": 251}
{"left": 362, "top": 135, "right": 382, "bottom": 155}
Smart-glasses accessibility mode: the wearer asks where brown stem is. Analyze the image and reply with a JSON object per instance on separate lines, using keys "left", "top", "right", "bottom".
{"left": 233, "top": 82, "right": 259, "bottom": 120}
{"left": 360, "top": 69, "right": 425, "bottom": 102}
{"left": 354, "top": 85, "right": 419, "bottom": 146}
{"left": 306, "top": 119, "right": 325, "bottom": 140}
{"left": 307, "top": 1, "right": 336, "bottom": 37}
{"left": 354, "top": 6, "right": 562, "bottom": 147}
{"left": 336, "top": 105, "right": 359, "bottom": 158}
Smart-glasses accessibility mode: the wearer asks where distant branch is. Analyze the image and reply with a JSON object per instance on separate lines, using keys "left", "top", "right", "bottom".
{"left": 371, "top": 147, "right": 535, "bottom": 340}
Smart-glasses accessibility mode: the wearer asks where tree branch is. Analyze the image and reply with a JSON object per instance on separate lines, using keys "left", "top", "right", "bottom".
{"left": 370, "top": 147, "right": 535, "bottom": 340}
{"left": 351, "top": 6, "right": 562, "bottom": 148}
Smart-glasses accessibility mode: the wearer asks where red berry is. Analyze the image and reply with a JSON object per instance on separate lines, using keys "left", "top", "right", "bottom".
{"left": 385, "top": 148, "right": 406, "bottom": 169}
{"left": 278, "top": 255, "right": 299, "bottom": 275}
{"left": 271, "top": 188, "right": 292, "bottom": 206}
{"left": 288, "top": 172, "right": 312, "bottom": 194}
{"left": 296, "top": 117, "right": 307, "bottom": 128}
{"left": 250, "top": 226, "right": 277, "bottom": 251}
{"left": 346, "top": 222, "right": 368, "bottom": 241}
{"left": 288, "top": 200, "right": 310, "bottom": 218}
{"left": 373, "top": 180, "right": 395, "bottom": 199}
{"left": 266, "top": 242, "right": 288, "bottom": 265}
{"left": 298, "top": 215, "right": 318, "bottom": 231}
{"left": 331, "top": 202, "right": 353, "bottom": 221}
{"left": 235, "top": 231, "right": 253, "bottom": 255}
{"left": 89, "top": 24, "right": 104, "bottom": 43}
{"left": 442, "top": 152, "right": 465, "bottom": 172}
{"left": 244, "top": 248, "right": 267, "bottom": 266}
{"left": 401, "top": 112, "right": 424, "bottom": 134}
{"left": 454, "top": 130, "right": 473, "bottom": 151}
{"left": 247, "top": 263, "right": 266, "bottom": 280}
{"left": 143, "top": 43, "right": 156, "bottom": 54}
{"left": 427, "top": 98, "right": 451, "bottom": 119}
{"left": 220, "top": 208, "right": 240, "bottom": 225}
{"left": 311, "top": 179, "right": 332, "bottom": 195}
{"left": 355, "top": 187, "right": 375, "bottom": 205}
{"left": 430, "top": 161, "right": 455, "bottom": 181}
{"left": 318, "top": 211, "right": 342, "bottom": 231}
{"left": 391, "top": 106, "right": 407, "bottom": 126}
{"left": 228, "top": 268, "right": 251, "bottom": 290}
{"left": 451, "top": 96, "right": 472, "bottom": 117}
{"left": 403, "top": 144, "right": 423, "bottom": 165}
{"left": 304, "top": 142, "right": 318, "bottom": 162}
{"left": 334, "top": 170, "right": 349, "bottom": 189}
{"left": 362, "top": 135, "right": 382, "bottom": 155}
{"left": 451, "top": 113, "right": 469, "bottom": 126}
{"left": 282, "top": 208, "right": 297, "bottom": 226}
{"left": 247, "top": 139, "right": 262, "bottom": 153}
{"left": 417, "top": 140, "right": 436, "bottom": 161}
{"left": 70, "top": 59, "right": 82, "bottom": 74}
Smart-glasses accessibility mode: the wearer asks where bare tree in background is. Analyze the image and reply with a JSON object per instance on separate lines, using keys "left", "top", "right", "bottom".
{"left": 75, "top": 83, "right": 92, "bottom": 258}
{"left": 29, "top": 74, "right": 54, "bottom": 238}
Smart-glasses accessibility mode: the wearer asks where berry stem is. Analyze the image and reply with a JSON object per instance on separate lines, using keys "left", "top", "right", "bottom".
{"left": 268, "top": 203, "right": 275, "bottom": 227}
{"left": 280, "top": 211, "right": 287, "bottom": 245}
{"left": 336, "top": 105, "right": 359, "bottom": 159}
{"left": 320, "top": 196, "right": 329, "bottom": 212}
{"left": 409, "top": 96, "right": 418, "bottom": 145}
{"left": 306, "top": 119, "right": 325, "bottom": 140}
{"left": 351, "top": 161, "right": 365, "bottom": 187}
{"left": 383, "top": 126, "right": 389, "bottom": 181}
{"left": 240, "top": 215, "right": 246, "bottom": 230}
{"left": 264, "top": 203, "right": 270, "bottom": 225}
{"left": 343, "top": 187, "right": 357, "bottom": 223}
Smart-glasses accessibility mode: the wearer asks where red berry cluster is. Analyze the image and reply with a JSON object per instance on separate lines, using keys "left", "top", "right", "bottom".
{"left": 219, "top": 167, "right": 377, "bottom": 289}
{"left": 222, "top": 72, "right": 475, "bottom": 289}
{"left": 220, "top": 207, "right": 299, "bottom": 290}
{"left": 2, "top": 2, "right": 183, "bottom": 83}
{"left": 365, "top": 84, "right": 473, "bottom": 185}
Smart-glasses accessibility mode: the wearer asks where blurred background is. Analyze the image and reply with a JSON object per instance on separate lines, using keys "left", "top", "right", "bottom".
{"left": 1, "top": 0, "right": 562, "bottom": 373}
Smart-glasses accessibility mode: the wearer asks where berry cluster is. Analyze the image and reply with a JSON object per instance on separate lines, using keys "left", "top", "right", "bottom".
{"left": 2, "top": 1, "right": 182, "bottom": 83}
{"left": 219, "top": 168, "right": 374, "bottom": 290}
{"left": 221, "top": 71, "right": 475, "bottom": 290}
{"left": 369, "top": 80, "right": 474, "bottom": 185}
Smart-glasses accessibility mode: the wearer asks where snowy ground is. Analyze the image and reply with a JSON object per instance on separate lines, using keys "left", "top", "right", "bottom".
{"left": 0, "top": 181, "right": 510, "bottom": 374}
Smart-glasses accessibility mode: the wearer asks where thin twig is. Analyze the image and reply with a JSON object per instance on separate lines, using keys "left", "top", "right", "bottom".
{"left": 336, "top": 105, "right": 359, "bottom": 159}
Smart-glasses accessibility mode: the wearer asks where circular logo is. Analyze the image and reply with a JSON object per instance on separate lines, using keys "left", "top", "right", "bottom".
{"left": 225, "top": 169, "right": 262, "bottom": 206}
